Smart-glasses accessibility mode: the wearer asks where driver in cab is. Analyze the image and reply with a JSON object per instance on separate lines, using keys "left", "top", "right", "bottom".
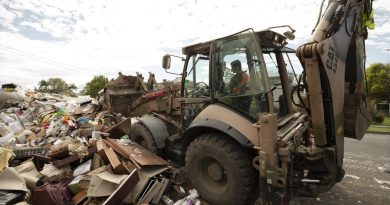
{"left": 229, "top": 60, "right": 249, "bottom": 95}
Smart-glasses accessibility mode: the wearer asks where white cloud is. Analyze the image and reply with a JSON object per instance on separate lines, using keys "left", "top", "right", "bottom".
{"left": 366, "top": 39, "right": 380, "bottom": 46}
{"left": 37, "top": 5, "right": 64, "bottom": 18}
{"left": 374, "top": 0, "right": 390, "bottom": 12}
{"left": 0, "top": 0, "right": 390, "bottom": 89}
{"left": 19, "top": 21, "right": 44, "bottom": 32}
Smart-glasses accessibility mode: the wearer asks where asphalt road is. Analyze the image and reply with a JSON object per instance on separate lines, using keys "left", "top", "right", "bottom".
{"left": 291, "top": 133, "right": 390, "bottom": 205}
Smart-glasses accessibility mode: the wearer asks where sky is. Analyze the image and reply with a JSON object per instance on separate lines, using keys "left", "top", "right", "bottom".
{"left": 0, "top": 0, "right": 389, "bottom": 90}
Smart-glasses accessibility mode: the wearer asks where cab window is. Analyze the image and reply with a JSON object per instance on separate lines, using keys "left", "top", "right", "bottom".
{"left": 184, "top": 54, "right": 210, "bottom": 97}
{"left": 214, "top": 30, "right": 269, "bottom": 120}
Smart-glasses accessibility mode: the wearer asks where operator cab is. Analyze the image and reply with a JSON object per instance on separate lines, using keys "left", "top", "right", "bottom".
{"left": 164, "top": 28, "right": 300, "bottom": 124}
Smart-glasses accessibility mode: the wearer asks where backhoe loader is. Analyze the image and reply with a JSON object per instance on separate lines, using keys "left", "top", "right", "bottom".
{"left": 111, "top": 0, "right": 374, "bottom": 204}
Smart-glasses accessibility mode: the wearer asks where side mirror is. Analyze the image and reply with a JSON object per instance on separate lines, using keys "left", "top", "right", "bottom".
{"left": 162, "top": 54, "right": 171, "bottom": 69}
{"left": 283, "top": 31, "right": 295, "bottom": 40}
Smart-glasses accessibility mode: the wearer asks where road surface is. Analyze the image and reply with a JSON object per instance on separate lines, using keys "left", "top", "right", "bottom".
{"left": 291, "top": 133, "right": 390, "bottom": 205}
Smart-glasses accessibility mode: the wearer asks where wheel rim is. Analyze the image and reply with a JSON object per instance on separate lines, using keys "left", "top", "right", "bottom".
{"left": 196, "top": 156, "right": 228, "bottom": 194}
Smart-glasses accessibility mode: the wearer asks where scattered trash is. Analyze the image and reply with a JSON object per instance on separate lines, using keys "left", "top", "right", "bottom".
{"left": 162, "top": 195, "right": 175, "bottom": 205}
{"left": 378, "top": 164, "right": 390, "bottom": 173}
{"left": 165, "top": 189, "right": 199, "bottom": 205}
{"left": 0, "top": 147, "right": 15, "bottom": 170}
{"left": 345, "top": 174, "right": 361, "bottom": 180}
{"left": 0, "top": 81, "right": 201, "bottom": 205}
{"left": 373, "top": 177, "right": 390, "bottom": 185}
{"left": 379, "top": 185, "right": 390, "bottom": 190}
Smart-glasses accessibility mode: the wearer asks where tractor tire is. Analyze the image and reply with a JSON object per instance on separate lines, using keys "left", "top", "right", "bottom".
{"left": 185, "top": 133, "right": 256, "bottom": 205}
{"left": 130, "top": 122, "right": 157, "bottom": 153}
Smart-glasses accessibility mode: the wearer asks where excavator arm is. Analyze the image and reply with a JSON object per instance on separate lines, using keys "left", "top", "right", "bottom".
{"left": 296, "top": 0, "right": 372, "bottom": 166}
{"left": 255, "top": 2, "right": 374, "bottom": 203}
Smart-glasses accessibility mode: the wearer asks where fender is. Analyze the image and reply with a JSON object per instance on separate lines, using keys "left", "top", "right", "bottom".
{"left": 182, "top": 118, "right": 254, "bottom": 148}
{"left": 182, "top": 104, "right": 259, "bottom": 148}
{"left": 136, "top": 115, "right": 169, "bottom": 149}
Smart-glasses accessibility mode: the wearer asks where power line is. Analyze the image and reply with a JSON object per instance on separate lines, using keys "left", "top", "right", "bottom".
{"left": 0, "top": 43, "right": 117, "bottom": 76}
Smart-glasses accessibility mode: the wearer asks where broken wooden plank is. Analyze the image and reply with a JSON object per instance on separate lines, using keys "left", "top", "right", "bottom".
{"left": 105, "top": 147, "right": 129, "bottom": 174}
{"left": 126, "top": 166, "right": 168, "bottom": 203}
{"left": 96, "top": 140, "right": 106, "bottom": 154}
{"left": 104, "top": 138, "right": 142, "bottom": 169}
{"left": 120, "top": 162, "right": 132, "bottom": 173}
{"left": 152, "top": 178, "right": 170, "bottom": 204}
{"left": 103, "top": 139, "right": 129, "bottom": 159}
{"left": 48, "top": 148, "right": 69, "bottom": 159}
{"left": 91, "top": 154, "right": 104, "bottom": 170}
{"left": 103, "top": 169, "right": 140, "bottom": 205}
{"left": 113, "top": 163, "right": 129, "bottom": 175}
{"left": 105, "top": 137, "right": 168, "bottom": 166}
{"left": 72, "top": 189, "right": 88, "bottom": 205}
{"left": 52, "top": 146, "right": 97, "bottom": 168}
{"left": 127, "top": 143, "right": 168, "bottom": 166}
{"left": 96, "top": 140, "right": 109, "bottom": 164}
{"left": 139, "top": 180, "right": 161, "bottom": 204}
{"left": 105, "top": 147, "right": 122, "bottom": 171}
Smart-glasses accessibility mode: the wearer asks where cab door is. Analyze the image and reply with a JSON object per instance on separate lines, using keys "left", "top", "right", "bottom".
{"left": 180, "top": 54, "right": 211, "bottom": 127}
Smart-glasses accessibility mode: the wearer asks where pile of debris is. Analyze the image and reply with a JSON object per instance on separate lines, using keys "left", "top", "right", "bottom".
{"left": 0, "top": 82, "right": 201, "bottom": 205}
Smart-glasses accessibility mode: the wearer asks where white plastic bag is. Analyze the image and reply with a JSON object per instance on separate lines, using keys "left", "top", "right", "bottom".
{"left": 8, "top": 122, "right": 23, "bottom": 133}
{"left": 0, "top": 123, "right": 13, "bottom": 136}
{"left": 0, "top": 112, "right": 16, "bottom": 123}
{"left": 0, "top": 133, "right": 16, "bottom": 146}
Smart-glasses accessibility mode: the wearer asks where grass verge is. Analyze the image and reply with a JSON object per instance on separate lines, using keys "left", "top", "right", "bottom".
{"left": 367, "top": 125, "right": 390, "bottom": 134}
{"left": 382, "top": 116, "right": 390, "bottom": 126}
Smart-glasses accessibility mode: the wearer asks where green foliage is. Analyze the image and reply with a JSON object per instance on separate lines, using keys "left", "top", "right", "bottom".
{"left": 84, "top": 75, "right": 109, "bottom": 98}
{"left": 383, "top": 116, "right": 390, "bottom": 126}
{"left": 36, "top": 78, "right": 77, "bottom": 96}
{"left": 366, "top": 63, "right": 390, "bottom": 103}
{"left": 372, "top": 110, "right": 385, "bottom": 124}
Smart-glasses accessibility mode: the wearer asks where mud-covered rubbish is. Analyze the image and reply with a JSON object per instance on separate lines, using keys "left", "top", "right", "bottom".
{"left": 0, "top": 79, "right": 199, "bottom": 205}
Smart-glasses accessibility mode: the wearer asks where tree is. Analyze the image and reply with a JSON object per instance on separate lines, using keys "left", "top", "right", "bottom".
{"left": 37, "top": 80, "right": 48, "bottom": 93}
{"left": 36, "top": 78, "right": 77, "bottom": 96}
{"left": 84, "top": 75, "right": 109, "bottom": 98}
{"left": 366, "top": 63, "right": 390, "bottom": 103}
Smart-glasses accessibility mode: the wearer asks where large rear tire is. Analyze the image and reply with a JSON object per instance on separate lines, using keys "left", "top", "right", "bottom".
{"left": 130, "top": 122, "right": 157, "bottom": 153}
{"left": 185, "top": 133, "right": 256, "bottom": 205}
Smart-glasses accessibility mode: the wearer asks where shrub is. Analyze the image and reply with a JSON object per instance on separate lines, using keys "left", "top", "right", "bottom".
{"left": 372, "top": 110, "right": 385, "bottom": 124}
